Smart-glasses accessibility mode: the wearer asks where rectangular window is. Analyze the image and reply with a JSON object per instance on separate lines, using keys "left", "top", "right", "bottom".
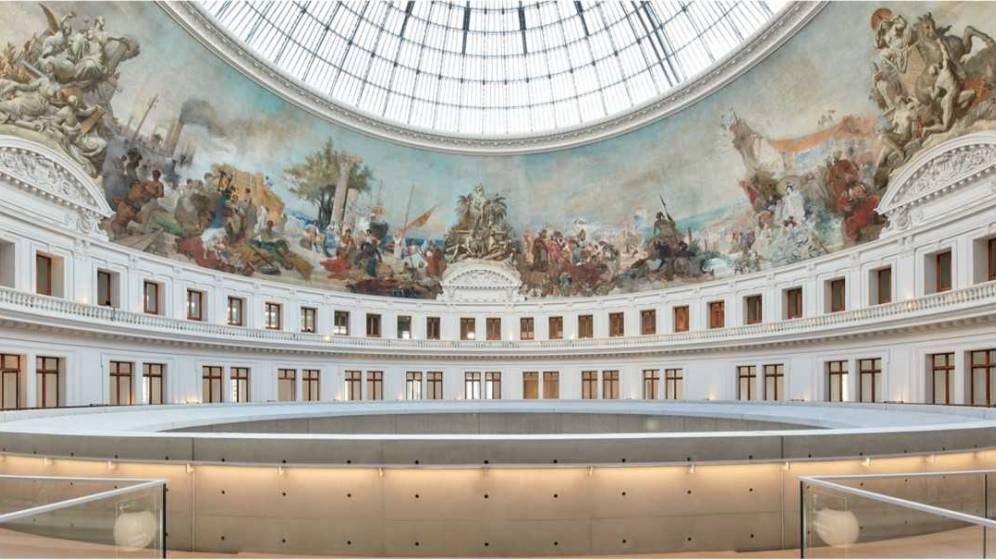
{"left": 334, "top": 311, "right": 350, "bottom": 335}
{"left": 366, "top": 313, "right": 381, "bottom": 337}
{"left": 990, "top": 238, "right": 996, "bottom": 281}
{"left": 426, "top": 317, "right": 441, "bottom": 340}
{"left": 785, "top": 287, "right": 803, "bottom": 319}
{"left": 345, "top": 370, "right": 362, "bottom": 401}
{"left": 523, "top": 371, "right": 539, "bottom": 399}
{"left": 929, "top": 353, "right": 954, "bottom": 405}
{"left": 581, "top": 371, "right": 597, "bottom": 400}
{"left": 608, "top": 312, "right": 625, "bottom": 337}
{"left": 302, "top": 369, "right": 320, "bottom": 401}
{"left": 1, "top": 354, "right": 21, "bottom": 410}
{"left": 109, "top": 361, "right": 133, "bottom": 406}
{"left": 484, "top": 372, "right": 501, "bottom": 400}
{"left": 828, "top": 278, "right": 846, "bottom": 313}
{"left": 548, "top": 316, "right": 563, "bottom": 339}
{"left": 936, "top": 250, "right": 952, "bottom": 293}
{"left": 971, "top": 349, "right": 996, "bottom": 406}
{"left": 486, "top": 318, "right": 501, "bottom": 341}
{"left": 858, "top": 358, "right": 882, "bottom": 403}
{"left": 143, "top": 281, "right": 160, "bottom": 315}
{"left": 405, "top": 371, "right": 423, "bottom": 400}
{"left": 143, "top": 363, "right": 164, "bottom": 405}
{"left": 186, "top": 290, "right": 204, "bottom": 321}
{"left": 97, "top": 270, "right": 114, "bottom": 307}
{"left": 278, "top": 368, "right": 296, "bottom": 401}
{"left": 366, "top": 371, "right": 383, "bottom": 401}
{"left": 641, "top": 310, "right": 657, "bottom": 335}
{"left": 265, "top": 302, "right": 282, "bottom": 330}
{"left": 301, "top": 307, "right": 317, "bottom": 333}
{"left": 231, "top": 367, "right": 250, "bottom": 403}
{"left": 460, "top": 317, "right": 476, "bottom": 340}
{"left": 643, "top": 369, "right": 660, "bottom": 399}
{"left": 519, "top": 317, "right": 534, "bottom": 340}
{"left": 397, "top": 315, "right": 412, "bottom": 339}
{"left": 202, "top": 366, "right": 223, "bottom": 404}
{"left": 35, "top": 254, "right": 52, "bottom": 296}
{"left": 577, "top": 315, "right": 594, "bottom": 339}
{"left": 602, "top": 370, "right": 619, "bottom": 399}
{"left": 763, "top": 364, "right": 784, "bottom": 401}
{"left": 826, "top": 361, "right": 847, "bottom": 402}
{"left": 36, "top": 356, "right": 60, "bottom": 408}
{"left": 227, "top": 297, "right": 244, "bottom": 327}
{"left": 464, "top": 372, "right": 481, "bottom": 400}
{"left": 542, "top": 371, "right": 559, "bottom": 399}
{"left": 709, "top": 301, "right": 725, "bottom": 329}
{"left": 673, "top": 306, "right": 689, "bottom": 332}
{"left": 426, "top": 372, "right": 443, "bottom": 400}
{"left": 745, "top": 295, "right": 762, "bottom": 325}
{"left": 877, "top": 268, "right": 893, "bottom": 305}
{"left": 664, "top": 368, "right": 684, "bottom": 400}
{"left": 736, "top": 365, "right": 756, "bottom": 401}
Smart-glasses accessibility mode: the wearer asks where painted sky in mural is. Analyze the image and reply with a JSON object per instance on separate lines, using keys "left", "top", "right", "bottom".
{"left": 1, "top": 1, "right": 995, "bottom": 299}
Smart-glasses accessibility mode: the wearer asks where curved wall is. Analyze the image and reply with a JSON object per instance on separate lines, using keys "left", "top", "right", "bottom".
{"left": 2, "top": 2, "right": 996, "bottom": 299}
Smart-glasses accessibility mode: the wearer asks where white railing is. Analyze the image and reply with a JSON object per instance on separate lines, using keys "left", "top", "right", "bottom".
{"left": 1, "top": 282, "right": 995, "bottom": 356}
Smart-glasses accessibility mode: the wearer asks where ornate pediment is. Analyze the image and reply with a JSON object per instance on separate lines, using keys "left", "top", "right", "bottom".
{"left": 0, "top": 136, "right": 112, "bottom": 238}
{"left": 879, "top": 132, "right": 996, "bottom": 237}
{"left": 438, "top": 259, "right": 524, "bottom": 303}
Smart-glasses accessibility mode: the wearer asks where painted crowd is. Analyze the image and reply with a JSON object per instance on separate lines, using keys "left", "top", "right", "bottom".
{"left": 2, "top": 3, "right": 996, "bottom": 299}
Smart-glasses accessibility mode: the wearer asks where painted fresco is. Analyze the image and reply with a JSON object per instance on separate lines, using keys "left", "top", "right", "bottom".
{"left": 1, "top": 2, "right": 996, "bottom": 299}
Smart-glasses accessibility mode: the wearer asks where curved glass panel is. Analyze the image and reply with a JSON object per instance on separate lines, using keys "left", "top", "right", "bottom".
{"left": 201, "top": 0, "right": 775, "bottom": 136}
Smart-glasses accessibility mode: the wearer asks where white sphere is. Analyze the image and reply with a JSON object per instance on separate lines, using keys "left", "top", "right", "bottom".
{"left": 113, "top": 510, "right": 158, "bottom": 551}
{"left": 813, "top": 508, "right": 860, "bottom": 547}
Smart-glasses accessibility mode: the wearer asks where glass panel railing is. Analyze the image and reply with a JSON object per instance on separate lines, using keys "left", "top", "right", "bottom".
{"left": 0, "top": 475, "right": 165, "bottom": 558}
{"left": 802, "top": 471, "right": 996, "bottom": 558}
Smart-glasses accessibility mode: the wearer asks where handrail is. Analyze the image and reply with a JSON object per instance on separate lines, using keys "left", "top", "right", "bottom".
{"left": 800, "top": 474, "right": 996, "bottom": 530}
{"left": 0, "top": 476, "right": 165, "bottom": 524}
{"left": 1, "top": 281, "right": 995, "bottom": 353}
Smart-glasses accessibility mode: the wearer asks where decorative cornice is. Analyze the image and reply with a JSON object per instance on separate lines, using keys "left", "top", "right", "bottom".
{"left": 158, "top": 1, "right": 825, "bottom": 155}
{"left": 0, "top": 137, "right": 112, "bottom": 238}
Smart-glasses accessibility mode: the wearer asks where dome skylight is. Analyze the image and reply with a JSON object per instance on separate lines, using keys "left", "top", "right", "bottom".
{"left": 201, "top": 1, "right": 775, "bottom": 137}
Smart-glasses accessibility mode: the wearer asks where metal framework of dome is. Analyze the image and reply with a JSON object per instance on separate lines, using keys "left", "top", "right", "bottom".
{"left": 202, "top": 1, "right": 775, "bottom": 137}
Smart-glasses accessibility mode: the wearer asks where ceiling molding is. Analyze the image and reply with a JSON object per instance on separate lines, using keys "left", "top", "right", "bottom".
{"left": 159, "top": 1, "right": 825, "bottom": 155}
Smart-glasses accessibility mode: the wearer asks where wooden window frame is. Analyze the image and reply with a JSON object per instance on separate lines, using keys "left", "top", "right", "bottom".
{"left": 97, "top": 270, "right": 114, "bottom": 307}
{"left": 366, "top": 313, "right": 381, "bottom": 338}
{"left": 745, "top": 295, "right": 762, "bottom": 325}
{"left": 601, "top": 370, "right": 619, "bottom": 400}
{"left": 405, "top": 371, "right": 423, "bottom": 400}
{"left": 36, "top": 356, "right": 60, "bottom": 408}
{"left": 673, "top": 306, "right": 690, "bottom": 332}
{"left": 542, "top": 371, "right": 559, "bottom": 400}
{"left": 826, "top": 361, "right": 847, "bottom": 402}
{"left": 971, "top": 349, "right": 996, "bottom": 407}
{"left": 1, "top": 354, "right": 21, "bottom": 410}
{"left": 302, "top": 369, "right": 320, "bottom": 401}
{"left": 929, "top": 353, "right": 954, "bottom": 405}
{"left": 736, "top": 365, "right": 756, "bottom": 401}
{"left": 460, "top": 317, "right": 476, "bottom": 340}
{"left": 577, "top": 315, "right": 594, "bottom": 339}
{"left": 345, "top": 370, "right": 362, "bottom": 401}
{"left": 202, "top": 366, "right": 223, "bottom": 404}
{"left": 186, "top": 290, "right": 204, "bottom": 321}
{"left": 301, "top": 307, "right": 317, "bottom": 333}
{"left": 397, "top": 315, "right": 413, "bottom": 339}
{"left": 989, "top": 238, "right": 996, "bottom": 282}
{"left": 523, "top": 371, "right": 539, "bottom": 400}
{"left": 143, "top": 363, "right": 165, "bottom": 405}
{"left": 858, "top": 358, "right": 882, "bottom": 403}
{"left": 227, "top": 296, "right": 244, "bottom": 327}
{"left": 643, "top": 369, "right": 660, "bottom": 399}
{"left": 608, "top": 312, "right": 625, "bottom": 337}
{"left": 143, "top": 281, "right": 160, "bottom": 315}
{"left": 264, "top": 302, "right": 282, "bottom": 330}
{"left": 763, "top": 363, "right": 784, "bottom": 401}
{"left": 641, "top": 309, "right": 657, "bottom": 335}
{"left": 464, "top": 372, "right": 482, "bottom": 400}
{"left": 486, "top": 318, "right": 501, "bottom": 341}
{"left": 828, "top": 278, "right": 846, "bottom": 313}
{"left": 548, "top": 316, "right": 563, "bottom": 340}
{"left": 366, "top": 371, "right": 383, "bottom": 401}
{"left": 935, "top": 250, "right": 953, "bottom": 293}
{"left": 877, "top": 267, "right": 892, "bottom": 305}
{"left": 231, "top": 367, "right": 250, "bottom": 403}
{"left": 277, "top": 368, "right": 297, "bottom": 401}
{"left": 519, "top": 317, "right": 534, "bottom": 340}
{"left": 664, "top": 368, "right": 683, "bottom": 400}
{"left": 426, "top": 372, "right": 443, "bottom": 400}
{"left": 785, "top": 287, "right": 803, "bottom": 319}
{"left": 426, "top": 316, "right": 441, "bottom": 340}
{"left": 581, "top": 371, "right": 597, "bottom": 400}
{"left": 334, "top": 311, "right": 350, "bottom": 335}
{"left": 109, "top": 361, "right": 133, "bottom": 406}
{"left": 484, "top": 371, "right": 501, "bottom": 400}
{"left": 35, "top": 253, "right": 53, "bottom": 296}
{"left": 708, "top": 301, "right": 725, "bottom": 329}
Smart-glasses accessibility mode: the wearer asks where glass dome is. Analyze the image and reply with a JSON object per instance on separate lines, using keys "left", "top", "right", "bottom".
{"left": 201, "top": 1, "right": 775, "bottom": 137}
